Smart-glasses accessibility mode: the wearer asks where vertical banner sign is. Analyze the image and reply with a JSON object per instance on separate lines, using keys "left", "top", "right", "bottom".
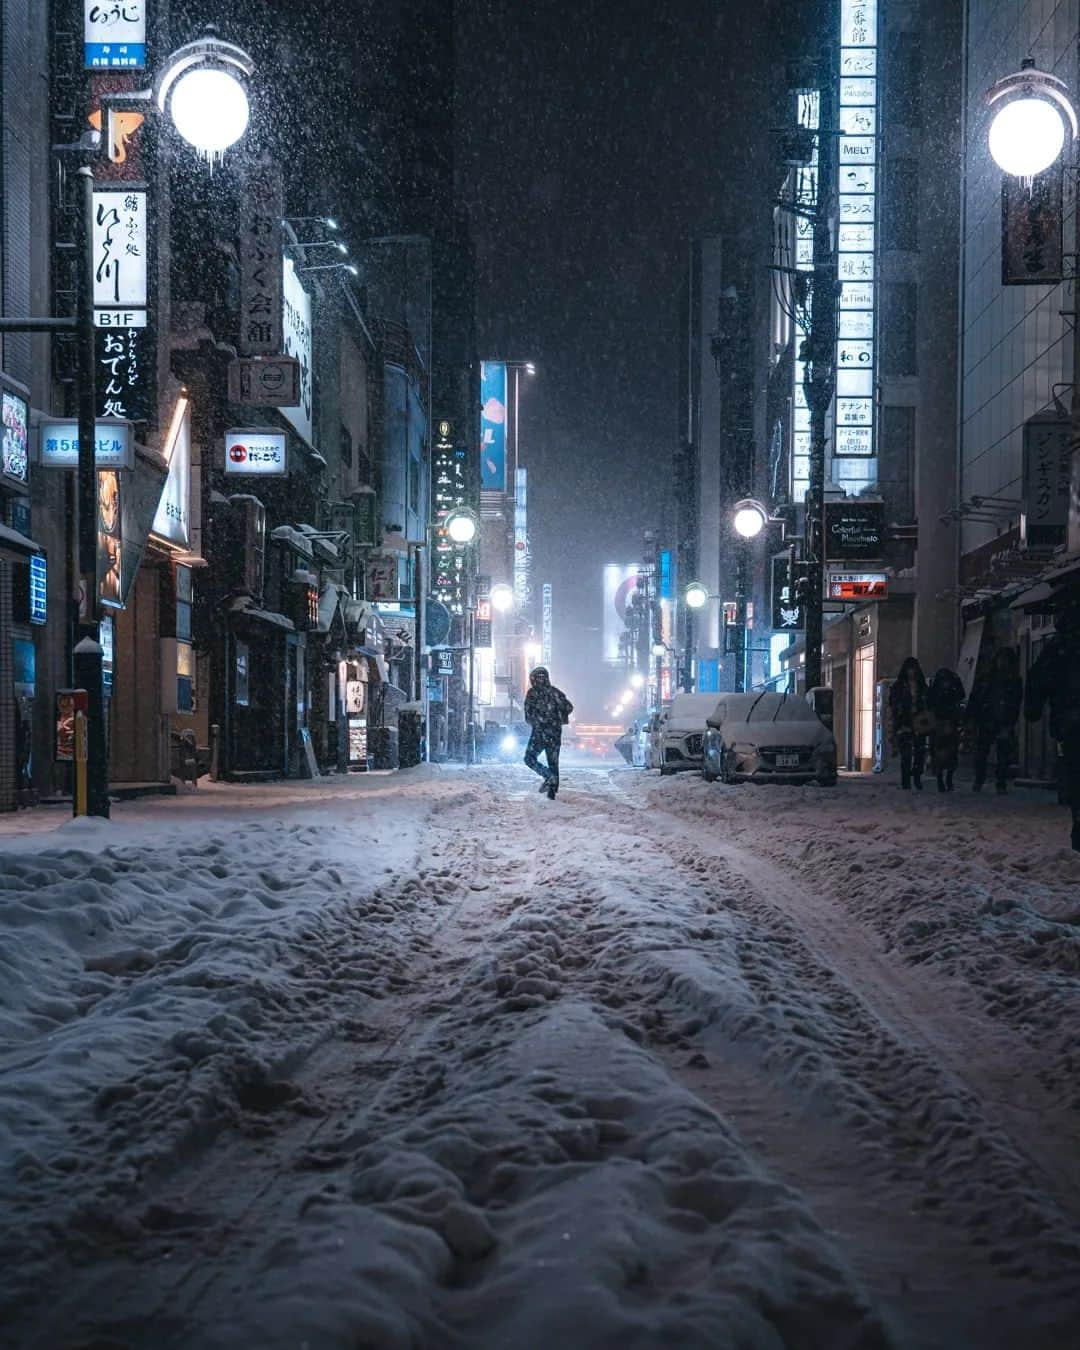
{"left": 542, "top": 583, "right": 553, "bottom": 666}
{"left": 282, "top": 257, "right": 313, "bottom": 447}
{"left": 514, "top": 467, "right": 528, "bottom": 614}
{"left": 836, "top": 0, "right": 878, "bottom": 460}
{"left": 92, "top": 188, "right": 151, "bottom": 421}
{"left": 1002, "top": 166, "right": 1064, "bottom": 285}
{"left": 480, "top": 361, "right": 507, "bottom": 491}
{"left": 771, "top": 555, "right": 806, "bottom": 631}
{"left": 1021, "top": 414, "right": 1072, "bottom": 550}
{"left": 602, "top": 564, "right": 639, "bottom": 664}
{"left": 239, "top": 164, "right": 284, "bottom": 354}
{"left": 97, "top": 469, "right": 122, "bottom": 607}
{"left": 432, "top": 418, "right": 470, "bottom": 614}
{"left": 93, "top": 190, "right": 147, "bottom": 307}
{"left": 84, "top": 1, "right": 145, "bottom": 68}
{"left": 792, "top": 89, "right": 819, "bottom": 501}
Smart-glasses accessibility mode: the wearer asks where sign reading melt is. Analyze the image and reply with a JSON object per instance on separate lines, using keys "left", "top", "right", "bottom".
{"left": 224, "top": 429, "right": 288, "bottom": 477}
{"left": 38, "top": 419, "right": 133, "bottom": 471}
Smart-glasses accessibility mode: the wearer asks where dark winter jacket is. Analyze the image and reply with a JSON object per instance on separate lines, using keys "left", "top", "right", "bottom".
{"left": 889, "top": 659, "right": 929, "bottom": 738}
{"left": 927, "top": 669, "right": 965, "bottom": 724}
{"left": 967, "top": 662, "right": 1023, "bottom": 733}
{"left": 524, "top": 670, "right": 573, "bottom": 745}
{"left": 1025, "top": 634, "right": 1080, "bottom": 740}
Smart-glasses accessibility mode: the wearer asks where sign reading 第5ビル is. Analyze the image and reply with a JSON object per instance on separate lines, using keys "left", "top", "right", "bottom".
{"left": 38, "top": 419, "right": 133, "bottom": 471}
{"left": 84, "top": 1, "right": 145, "bottom": 69}
{"left": 224, "top": 429, "right": 288, "bottom": 477}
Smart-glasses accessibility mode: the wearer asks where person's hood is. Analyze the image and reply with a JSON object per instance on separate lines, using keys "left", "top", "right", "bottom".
{"left": 529, "top": 667, "right": 550, "bottom": 687}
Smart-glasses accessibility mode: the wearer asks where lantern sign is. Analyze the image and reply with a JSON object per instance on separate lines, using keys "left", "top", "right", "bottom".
{"left": 84, "top": 1, "right": 145, "bottom": 69}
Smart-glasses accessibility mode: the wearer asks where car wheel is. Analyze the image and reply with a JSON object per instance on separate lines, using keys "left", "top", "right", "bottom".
{"left": 703, "top": 763, "right": 718, "bottom": 783}
{"left": 719, "top": 745, "right": 731, "bottom": 784}
{"left": 660, "top": 765, "right": 674, "bottom": 777}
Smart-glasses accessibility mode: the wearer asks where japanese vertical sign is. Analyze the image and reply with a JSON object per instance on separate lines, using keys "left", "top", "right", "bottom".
{"left": 480, "top": 361, "right": 507, "bottom": 491}
{"left": 792, "top": 89, "right": 819, "bottom": 502}
{"left": 282, "top": 257, "right": 313, "bottom": 447}
{"left": 239, "top": 164, "right": 283, "bottom": 354}
{"left": 542, "top": 583, "right": 553, "bottom": 666}
{"left": 432, "top": 418, "right": 471, "bottom": 614}
{"left": 84, "top": 1, "right": 145, "bottom": 69}
{"left": 514, "top": 467, "right": 528, "bottom": 614}
{"left": 1002, "top": 166, "right": 1064, "bottom": 285}
{"left": 92, "top": 188, "right": 151, "bottom": 422}
{"left": 1021, "top": 414, "right": 1071, "bottom": 551}
{"left": 836, "top": 0, "right": 878, "bottom": 459}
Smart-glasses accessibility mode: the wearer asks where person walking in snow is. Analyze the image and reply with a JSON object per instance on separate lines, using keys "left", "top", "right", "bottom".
{"left": 927, "top": 667, "right": 965, "bottom": 793}
{"left": 1024, "top": 603, "right": 1080, "bottom": 851}
{"left": 967, "top": 647, "right": 1022, "bottom": 794}
{"left": 523, "top": 666, "right": 573, "bottom": 799}
{"left": 889, "top": 657, "right": 931, "bottom": 790}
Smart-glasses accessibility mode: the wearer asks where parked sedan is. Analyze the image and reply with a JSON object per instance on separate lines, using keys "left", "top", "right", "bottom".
{"left": 702, "top": 691, "right": 837, "bottom": 786}
{"left": 655, "top": 693, "right": 721, "bottom": 775}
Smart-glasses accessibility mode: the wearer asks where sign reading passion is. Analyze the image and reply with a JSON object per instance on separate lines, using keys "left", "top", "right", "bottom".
{"left": 824, "top": 499, "right": 884, "bottom": 560}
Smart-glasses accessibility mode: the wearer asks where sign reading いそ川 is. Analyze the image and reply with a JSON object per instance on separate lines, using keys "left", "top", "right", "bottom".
{"left": 224, "top": 429, "right": 288, "bottom": 477}
{"left": 84, "top": 0, "right": 145, "bottom": 68}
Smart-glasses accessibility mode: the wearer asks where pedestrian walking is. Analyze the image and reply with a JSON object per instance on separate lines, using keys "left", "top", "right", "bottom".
{"left": 967, "top": 647, "right": 1022, "bottom": 793}
{"left": 523, "top": 666, "right": 573, "bottom": 799}
{"left": 927, "top": 667, "right": 965, "bottom": 792}
{"left": 1024, "top": 604, "right": 1080, "bottom": 852}
{"left": 889, "top": 657, "right": 931, "bottom": 790}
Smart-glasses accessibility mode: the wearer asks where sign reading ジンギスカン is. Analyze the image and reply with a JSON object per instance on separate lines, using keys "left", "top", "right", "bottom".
{"left": 1021, "top": 413, "right": 1071, "bottom": 550}
{"left": 224, "top": 429, "right": 288, "bottom": 476}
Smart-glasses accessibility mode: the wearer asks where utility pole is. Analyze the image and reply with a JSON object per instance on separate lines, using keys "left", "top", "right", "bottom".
{"left": 803, "top": 66, "right": 839, "bottom": 693}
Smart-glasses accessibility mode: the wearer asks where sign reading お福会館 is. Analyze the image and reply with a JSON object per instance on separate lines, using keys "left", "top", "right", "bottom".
{"left": 84, "top": 0, "right": 145, "bottom": 68}
{"left": 224, "top": 429, "right": 288, "bottom": 477}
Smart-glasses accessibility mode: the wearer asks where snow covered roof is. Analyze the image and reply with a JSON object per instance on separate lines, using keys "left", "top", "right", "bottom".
{"left": 317, "top": 583, "right": 349, "bottom": 634}
{"left": 228, "top": 595, "right": 295, "bottom": 630}
{"left": 270, "top": 525, "right": 314, "bottom": 559}
{"left": 0, "top": 523, "right": 41, "bottom": 558}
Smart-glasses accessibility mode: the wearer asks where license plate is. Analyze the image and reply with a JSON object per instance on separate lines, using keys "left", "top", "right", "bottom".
{"left": 776, "top": 753, "right": 800, "bottom": 768}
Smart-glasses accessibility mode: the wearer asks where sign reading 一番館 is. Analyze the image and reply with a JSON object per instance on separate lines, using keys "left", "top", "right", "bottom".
{"left": 38, "top": 419, "right": 133, "bottom": 470}
{"left": 835, "top": 0, "right": 878, "bottom": 469}
{"left": 84, "top": 0, "right": 145, "bottom": 68}
{"left": 1021, "top": 413, "right": 1071, "bottom": 550}
{"left": 281, "top": 258, "right": 313, "bottom": 447}
{"left": 824, "top": 499, "right": 884, "bottom": 560}
{"left": 224, "top": 429, "right": 288, "bottom": 477}
{"left": 827, "top": 571, "right": 887, "bottom": 602}
{"left": 239, "top": 163, "right": 283, "bottom": 355}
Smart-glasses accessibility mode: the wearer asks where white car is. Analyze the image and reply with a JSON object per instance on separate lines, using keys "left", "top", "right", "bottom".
{"left": 702, "top": 691, "right": 837, "bottom": 785}
{"left": 655, "top": 693, "right": 720, "bottom": 775}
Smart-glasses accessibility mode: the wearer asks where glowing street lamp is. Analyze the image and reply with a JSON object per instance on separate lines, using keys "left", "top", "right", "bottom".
{"left": 490, "top": 582, "right": 515, "bottom": 613}
{"left": 986, "top": 60, "right": 1078, "bottom": 178}
{"left": 684, "top": 581, "right": 711, "bottom": 611}
{"left": 732, "top": 498, "right": 770, "bottom": 540}
{"left": 444, "top": 507, "right": 480, "bottom": 545}
{"left": 155, "top": 33, "right": 255, "bottom": 163}
{"left": 629, "top": 671, "right": 646, "bottom": 689}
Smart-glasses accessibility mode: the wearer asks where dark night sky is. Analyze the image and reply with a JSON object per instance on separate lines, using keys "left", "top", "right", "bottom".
{"left": 456, "top": 0, "right": 784, "bottom": 716}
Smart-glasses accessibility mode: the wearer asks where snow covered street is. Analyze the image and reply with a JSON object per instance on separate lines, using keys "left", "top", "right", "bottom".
{"left": 2, "top": 766, "right": 1079, "bottom": 1349}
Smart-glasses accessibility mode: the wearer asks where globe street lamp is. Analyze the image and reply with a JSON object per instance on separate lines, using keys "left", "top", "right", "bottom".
{"left": 490, "top": 582, "right": 515, "bottom": 613}
{"left": 630, "top": 671, "right": 646, "bottom": 689}
{"left": 684, "top": 581, "right": 711, "bottom": 611}
{"left": 732, "top": 498, "right": 770, "bottom": 540}
{"left": 444, "top": 507, "right": 480, "bottom": 545}
{"left": 986, "top": 60, "right": 1078, "bottom": 178}
{"left": 155, "top": 33, "right": 255, "bottom": 163}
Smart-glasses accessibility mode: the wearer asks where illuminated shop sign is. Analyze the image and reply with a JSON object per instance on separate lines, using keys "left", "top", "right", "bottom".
{"left": 38, "top": 419, "right": 133, "bottom": 470}
{"left": 224, "top": 429, "right": 288, "bottom": 476}
{"left": 83, "top": 1, "right": 145, "bottom": 69}
{"left": 791, "top": 89, "right": 819, "bottom": 503}
{"left": 836, "top": 0, "right": 878, "bottom": 463}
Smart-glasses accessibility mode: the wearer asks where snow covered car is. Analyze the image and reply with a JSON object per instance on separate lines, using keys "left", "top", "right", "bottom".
{"left": 655, "top": 693, "right": 720, "bottom": 776}
{"left": 614, "top": 713, "right": 655, "bottom": 767}
{"left": 702, "top": 691, "right": 837, "bottom": 785}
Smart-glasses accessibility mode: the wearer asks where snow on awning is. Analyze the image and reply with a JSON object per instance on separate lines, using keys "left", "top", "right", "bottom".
{"left": 316, "top": 583, "right": 349, "bottom": 635}
{"left": 228, "top": 595, "right": 295, "bottom": 631}
{"left": 0, "top": 523, "right": 42, "bottom": 561}
{"left": 270, "top": 525, "right": 314, "bottom": 560}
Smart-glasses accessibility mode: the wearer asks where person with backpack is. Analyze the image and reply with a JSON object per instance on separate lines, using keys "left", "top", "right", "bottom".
{"left": 1025, "top": 604, "right": 1080, "bottom": 851}
{"left": 967, "top": 647, "right": 1023, "bottom": 793}
{"left": 523, "top": 666, "right": 573, "bottom": 799}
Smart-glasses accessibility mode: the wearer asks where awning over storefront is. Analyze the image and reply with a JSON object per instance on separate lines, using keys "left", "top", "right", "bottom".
{"left": 229, "top": 594, "right": 295, "bottom": 630}
{"left": 0, "top": 523, "right": 41, "bottom": 562}
{"left": 353, "top": 643, "right": 389, "bottom": 683}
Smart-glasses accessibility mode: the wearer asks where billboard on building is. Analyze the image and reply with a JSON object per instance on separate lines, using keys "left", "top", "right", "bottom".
{"left": 602, "top": 563, "right": 639, "bottom": 664}
{"left": 282, "top": 258, "right": 313, "bottom": 447}
{"left": 480, "top": 361, "right": 507, "bottom": 491}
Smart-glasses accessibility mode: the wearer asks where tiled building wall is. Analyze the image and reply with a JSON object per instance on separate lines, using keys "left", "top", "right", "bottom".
{"left": 960, "top": 0, "right": 1078, "bottom": 557}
